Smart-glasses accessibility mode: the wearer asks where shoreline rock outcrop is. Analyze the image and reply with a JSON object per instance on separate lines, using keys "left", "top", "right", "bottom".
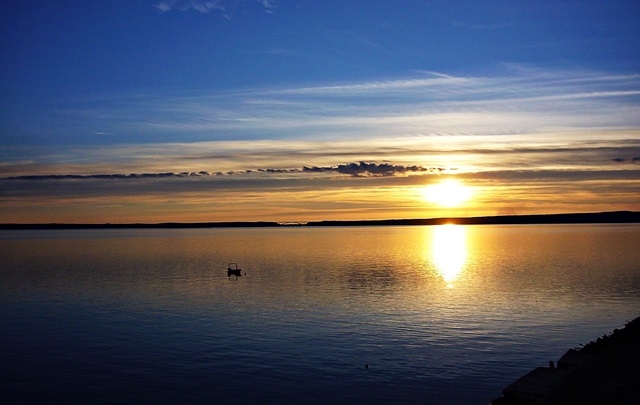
{"left": 492, "top": 316, "right": 640, "bottom": 404}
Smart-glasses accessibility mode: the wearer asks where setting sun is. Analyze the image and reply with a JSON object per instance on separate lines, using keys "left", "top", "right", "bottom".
{"left": 421, "top": 179, "right": 473, "bottom": 208}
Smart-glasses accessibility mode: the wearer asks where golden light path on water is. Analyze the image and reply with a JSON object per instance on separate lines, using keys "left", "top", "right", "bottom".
{"left": 431, "top": 224, "right": 467, "bottom": 288}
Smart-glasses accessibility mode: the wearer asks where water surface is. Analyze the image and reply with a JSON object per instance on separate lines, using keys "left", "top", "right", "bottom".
{"left": 2, "top": 225, "right": 639, "bottom": 404}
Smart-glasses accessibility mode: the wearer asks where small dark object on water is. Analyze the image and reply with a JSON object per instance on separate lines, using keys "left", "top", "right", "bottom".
{"left": 365, "top": 364, "right": 368, "bottom": 369}
{"left": 227, "top": 262, "right": 242, "bottom": 278}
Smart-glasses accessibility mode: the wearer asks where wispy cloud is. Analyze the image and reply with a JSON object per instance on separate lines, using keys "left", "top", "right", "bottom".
{"left": 154, "top": 0, "right": 225, "bottom": 14}
{"left": 154, "top": 0, "right": 277, "bottom": 17}
{"left": 39, "top": 67, "right": 639, "bottom": 147}
{"left": 452, "top": 21, "right": 516, "bottom": 30}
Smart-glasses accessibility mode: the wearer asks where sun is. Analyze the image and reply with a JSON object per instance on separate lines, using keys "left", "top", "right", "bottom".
{"left": 421, "top": 179, "right": 473, "bottom": 208}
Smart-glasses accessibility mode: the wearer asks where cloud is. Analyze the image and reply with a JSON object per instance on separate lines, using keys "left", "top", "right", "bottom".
{"left": 2, "top": 135, "right": 638, "bottom": 184}
{"left": 154, "top": 0, "right": 225, "bottom": 14}
{"left": 462, "top": 169, "right": 640, "bottom": 182}
{"left": 4, "top": 165, "right": 639, "bottom": 217}
{"left": 21, "top": 67, "right": 637, "bottom": 154}
{"left": 50, "top": 68, "right": 640, "bottom": 147}
{"left": 612, "top": 156, "right": 640, "bottom": 164}
{"left": 3, "top": 158, "right": 639, "bottom": 223}
{"left": 154, "top": 0, "right": 276, "bottom": 16}
{"left": 4, "top": 66, "right": 639, "bottom": 221}
{"left": 452, "top": 21, "right": 516, "bottom": 30}
{"left": 303, "top": 162, "right": 441, "bottom": 177}
{"left": 5, "top": 172, "right": 209, "bottom": 180}
{"left": 2, "top": 162, "right": 438, "bottom": 181}
{"left": 256, "top": 0, "right": 276, "bottom": 13}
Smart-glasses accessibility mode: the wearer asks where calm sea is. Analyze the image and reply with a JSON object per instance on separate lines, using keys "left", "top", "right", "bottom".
{"left": 2, "top": 225, "right": 639, "bottom": 404}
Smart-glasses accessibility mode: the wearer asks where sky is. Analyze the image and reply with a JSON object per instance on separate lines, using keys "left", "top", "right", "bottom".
{"left": 1, "top": 0, "right": 639, "bottom": 223}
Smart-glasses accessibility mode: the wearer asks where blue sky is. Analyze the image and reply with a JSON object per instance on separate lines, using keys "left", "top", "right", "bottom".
{"left": 1, "top": 1, "right": 639, "bottom": 223}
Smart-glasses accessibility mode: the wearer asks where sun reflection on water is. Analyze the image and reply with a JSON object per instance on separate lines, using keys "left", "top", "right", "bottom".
{"left": 431, "top": 225, "right": 467, "bottom": 288}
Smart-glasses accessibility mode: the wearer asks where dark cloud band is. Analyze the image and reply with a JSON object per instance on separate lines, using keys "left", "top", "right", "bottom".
{"left": 2, "top": 162, "right": 438, "bottom": 181}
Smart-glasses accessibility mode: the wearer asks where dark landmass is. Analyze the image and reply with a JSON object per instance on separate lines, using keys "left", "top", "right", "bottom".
{"left": 1, "top": 211, "right": 639, "bottom": 230}
{"left": 0, "top": 221, "right": 281, "bottom": 230}
{"left": 2, "top": 211, "right": 640, "bottom": 230}
{"left": 306, "top": 211, "right": 640, "bottom": 227}
{"left": 492, "top": 316, "right": 640, "bottom": 405}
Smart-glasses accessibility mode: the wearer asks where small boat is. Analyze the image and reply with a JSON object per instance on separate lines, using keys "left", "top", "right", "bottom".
{"left": 227, "top": 262, "right": 242, "bottom": 277}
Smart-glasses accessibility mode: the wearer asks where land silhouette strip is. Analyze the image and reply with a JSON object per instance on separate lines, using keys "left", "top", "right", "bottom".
{"left": 1, "top": 211, "right": 639, "bottom": 230}
{"left": 492, "top": 316, "right": 640, "bottom": 404}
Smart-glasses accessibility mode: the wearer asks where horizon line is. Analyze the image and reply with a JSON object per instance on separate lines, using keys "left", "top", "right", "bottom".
{"left": 1, "top": 211, "right": 639, "bottom": 230}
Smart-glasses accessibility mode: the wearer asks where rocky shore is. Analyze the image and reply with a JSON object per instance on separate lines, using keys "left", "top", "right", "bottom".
{"left": 492, "top": 316, "right": 640, "bottom": 404}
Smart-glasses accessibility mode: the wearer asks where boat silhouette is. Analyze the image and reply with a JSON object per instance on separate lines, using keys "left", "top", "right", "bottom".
{"left": 227, "top": 262, "right": 242, "bottom": 278}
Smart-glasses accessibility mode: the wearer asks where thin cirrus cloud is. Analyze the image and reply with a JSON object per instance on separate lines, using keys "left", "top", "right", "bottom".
{"left": 37, "top": 67, "right": 640, "bottom": 147}
{"left": 154, "top": 0, "right": 276, "bottom": 16}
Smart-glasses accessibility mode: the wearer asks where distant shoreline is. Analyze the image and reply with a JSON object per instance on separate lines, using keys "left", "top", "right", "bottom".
{"left": 1, "top": 211, "right": 639, "bottom": 230}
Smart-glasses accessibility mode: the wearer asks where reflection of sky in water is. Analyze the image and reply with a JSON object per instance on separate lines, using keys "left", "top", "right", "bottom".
{"left": 431, "top": 225, "right": 467, "bottom": 288}
{"left": 2, "top": 226, "right": 640, "bottom": 404}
